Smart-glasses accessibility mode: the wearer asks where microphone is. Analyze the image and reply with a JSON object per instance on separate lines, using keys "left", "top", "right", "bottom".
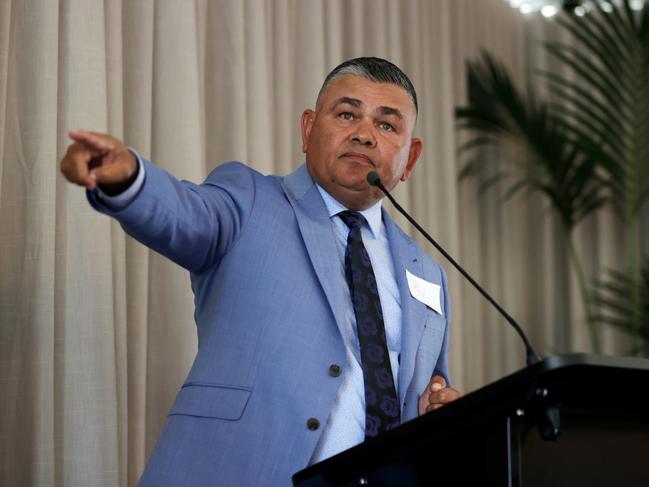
{"left": 367, "top": 171, "right": 541, "bottom": 366}
{"left": 366, "top": 171, "right": 381, "bottom": 187}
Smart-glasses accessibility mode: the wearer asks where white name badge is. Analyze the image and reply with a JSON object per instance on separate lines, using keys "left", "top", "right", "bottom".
{"left": 406, "top": 269, "right": 443, "bottom": 315}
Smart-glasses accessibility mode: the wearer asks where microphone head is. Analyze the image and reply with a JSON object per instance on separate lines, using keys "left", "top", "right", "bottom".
{"left": 366, "top": 171, "right": 381, "bottom": 187}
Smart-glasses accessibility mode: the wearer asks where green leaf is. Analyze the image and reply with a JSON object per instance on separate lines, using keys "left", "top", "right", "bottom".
{"left": 545, "top": 43, "right": 633, "bottom": 113}
{"left": 590, "top": 257, "right": 649, "bottom": 350}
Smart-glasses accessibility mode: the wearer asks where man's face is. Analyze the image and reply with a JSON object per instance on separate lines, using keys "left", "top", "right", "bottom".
{"left": 300, "top": 75, "right": 423, "bottom": 210}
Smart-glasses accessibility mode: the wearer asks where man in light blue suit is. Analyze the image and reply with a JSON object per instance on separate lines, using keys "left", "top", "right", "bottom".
{"left": 60, "top": 58, "right": 461, "bottom": 486}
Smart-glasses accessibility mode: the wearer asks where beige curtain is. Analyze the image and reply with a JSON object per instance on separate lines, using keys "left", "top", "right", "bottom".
{"left": 0, "top": 1, "right": 633, "bottom": 485}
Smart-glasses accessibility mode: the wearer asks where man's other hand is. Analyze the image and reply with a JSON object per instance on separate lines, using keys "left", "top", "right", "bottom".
{"left": 418, "top": 375, "right": 462, "bottom": 415}
{"left": 60, "top": 130, "right": 137, "bottom": 194}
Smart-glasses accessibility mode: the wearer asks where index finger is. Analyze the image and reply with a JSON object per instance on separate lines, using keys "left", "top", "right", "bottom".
{"left": 68, "top": 130, "right": 116, "bottom": 153}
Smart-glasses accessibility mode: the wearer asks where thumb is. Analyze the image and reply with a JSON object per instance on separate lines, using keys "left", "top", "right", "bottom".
{"left": 430, "top": 375, "right": 447, "bottom": 392}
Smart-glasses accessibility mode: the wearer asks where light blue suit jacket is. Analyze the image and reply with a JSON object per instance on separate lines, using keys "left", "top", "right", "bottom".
{"left": 88, "top": 160, "right": 451, "bottom": 487}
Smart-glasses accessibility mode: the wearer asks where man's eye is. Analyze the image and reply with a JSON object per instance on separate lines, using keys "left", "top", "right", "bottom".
{"left": 379, "top": 122, "right": 394, "bottom": 131}
{"left": 339, "top": 112, "right": 354, "bottom": 121}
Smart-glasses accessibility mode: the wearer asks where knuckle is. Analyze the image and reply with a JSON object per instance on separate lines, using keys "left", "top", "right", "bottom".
{"left": 60, "top": 161, "right": 74, "bottom": 176}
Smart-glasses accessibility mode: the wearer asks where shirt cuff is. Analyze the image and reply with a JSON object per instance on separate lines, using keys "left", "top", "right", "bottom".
{"left": 94, "top": 148, "right": 146, "bottom": 210}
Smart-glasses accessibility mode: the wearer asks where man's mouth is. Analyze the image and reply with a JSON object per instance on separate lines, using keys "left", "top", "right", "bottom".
{"left": 341, "top": 152, "right": 374, "bottom": 166}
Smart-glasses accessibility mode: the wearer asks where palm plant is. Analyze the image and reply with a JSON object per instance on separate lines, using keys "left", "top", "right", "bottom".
{"left": 455, "top": 0, "right": 649, "bottom": 354}
{"left": 590, "top": 259, "right": 649, "bottom": 355}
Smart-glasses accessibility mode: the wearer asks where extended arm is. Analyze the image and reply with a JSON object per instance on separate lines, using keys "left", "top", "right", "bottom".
{"left": 60, "top": 130, "right": 254, "bottom": 273}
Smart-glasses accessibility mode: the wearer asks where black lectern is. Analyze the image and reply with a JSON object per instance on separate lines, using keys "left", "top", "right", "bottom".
{"left": 293, "top": 354, "right": 649, "bottom": 486}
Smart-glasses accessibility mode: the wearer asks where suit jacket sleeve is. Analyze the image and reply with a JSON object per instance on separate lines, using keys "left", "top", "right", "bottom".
{"left": 86, "top": 158, "right": 256, "bottom": 273}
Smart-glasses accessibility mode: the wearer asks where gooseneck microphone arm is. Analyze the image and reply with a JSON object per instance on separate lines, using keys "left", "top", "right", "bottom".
{"left": 367, "top": 171, "right": 541, "bottom": 366}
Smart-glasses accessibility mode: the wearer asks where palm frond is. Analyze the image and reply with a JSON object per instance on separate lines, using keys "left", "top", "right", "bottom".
{"left": 545, "top": 1, "right": 649, "bottom": 218}
{"left": 455, "top": 50, "right": 607, "bottom": 230}
{"left": 590, "top": 258, "right": 649, "bottom": 347}
{"left": 554, "top": 12, "right": 632, "bottom": 81}
{"left": 544, "top": 42, "right": 632, "bottom": 110}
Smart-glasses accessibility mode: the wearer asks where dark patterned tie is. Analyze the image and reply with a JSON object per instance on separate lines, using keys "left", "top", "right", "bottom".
{"left": 338, "top": 210, "right": 400, "bottom": 439}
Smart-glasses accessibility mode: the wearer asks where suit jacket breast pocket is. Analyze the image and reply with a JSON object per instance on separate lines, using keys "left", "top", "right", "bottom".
{"left": 168, "top": 383, "right": 252, "bottom": 421}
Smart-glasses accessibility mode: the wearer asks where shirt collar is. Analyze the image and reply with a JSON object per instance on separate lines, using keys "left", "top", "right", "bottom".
{"left": 315, "top": 184, "right": 383, "bottom": 239}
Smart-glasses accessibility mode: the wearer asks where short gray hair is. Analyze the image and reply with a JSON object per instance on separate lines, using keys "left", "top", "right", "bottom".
{"left": 317, "top": 57, "right": 418, "bottom": 114}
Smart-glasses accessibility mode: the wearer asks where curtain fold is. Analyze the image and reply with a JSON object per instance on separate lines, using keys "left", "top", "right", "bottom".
{"left": 0, "top": 1, "right": 634, "bottom": 485}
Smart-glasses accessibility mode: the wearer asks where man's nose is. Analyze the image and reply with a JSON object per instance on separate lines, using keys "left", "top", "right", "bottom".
{"left": 350, "top": 121, "right": 376, "bottom": 147}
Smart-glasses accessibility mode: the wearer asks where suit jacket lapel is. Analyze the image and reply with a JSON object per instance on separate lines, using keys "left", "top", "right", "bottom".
{"left": 383, "top": 211, "right": 428, "bottom": 409}
{"left": 281, "top": 165, "right": 348, "bottom": 342}
{"left": 283, "top": 165, "right": 428, "bottom": 410}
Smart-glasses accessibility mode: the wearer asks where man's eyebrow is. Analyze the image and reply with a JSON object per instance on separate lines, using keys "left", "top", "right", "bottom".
{"left": 332, "top": 97, "right": 363, "bottom": 109}
{"left": 330, "top": 97, "right": 403, "bottom": 120}
{"left": 377, "top": 106, "right": 403, "bottom": 120}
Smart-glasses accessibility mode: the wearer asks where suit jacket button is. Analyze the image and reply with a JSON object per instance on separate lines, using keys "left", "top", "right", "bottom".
{"left": 329, "top": 364, "right": 342, "bottom": 377}
{"left": 307, "top": 418, "right": 320, "bottom": 431}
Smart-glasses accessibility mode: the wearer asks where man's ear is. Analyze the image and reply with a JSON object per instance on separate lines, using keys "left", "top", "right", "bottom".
{"left": 400, "top": 138, "right": 423, "bottom": 181}
{"left": 300, "top": 109, "right": 315, "bottom": 153}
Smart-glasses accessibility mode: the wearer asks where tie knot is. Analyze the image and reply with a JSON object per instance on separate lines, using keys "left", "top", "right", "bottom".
{"left": 338, "top": 210, "right": 366, "bottom": 230}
